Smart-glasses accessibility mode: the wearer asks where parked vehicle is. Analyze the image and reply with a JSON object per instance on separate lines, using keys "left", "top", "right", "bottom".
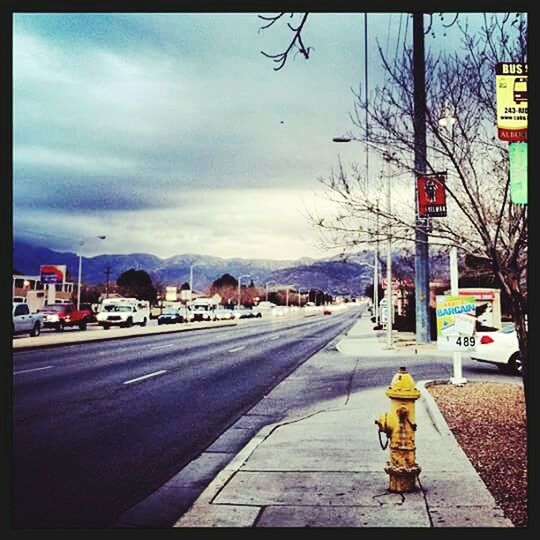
{"left": 232, "top": 307, "right": 256, "bottom": 319}
{"left": 12, "top": 302, "right": 43, "bottom": 337}
{"left": 40, "top": 303, "right": 93, "bottom": 331}
{"left": 157, "top": 306, "right": 190, "bottom": 325}
{"left": 252, "top": 302, "right": 275, "bottom": 317}
{"left": 188, "top": 297, "right": 218, "bottom": 322}
{"left": 214, "top": 308, "right": 235, "bottom": 321}
{"left": 470, "top": 325, "right": 522, "bottom": 374}
{"left": 96, "top": 298, "right": 150, "bottom": 329}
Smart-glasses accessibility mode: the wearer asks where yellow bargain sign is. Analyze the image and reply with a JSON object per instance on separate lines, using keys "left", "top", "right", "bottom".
{"left": 436, "top": 295, "right": 477, "bottom": 351}
{"left": 496, "top": 62, "right": 528, "bottom": 142}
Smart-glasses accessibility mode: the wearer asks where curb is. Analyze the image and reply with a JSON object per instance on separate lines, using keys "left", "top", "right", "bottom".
{"left": 417, "top": 380, "right": 456, "bottom": 437}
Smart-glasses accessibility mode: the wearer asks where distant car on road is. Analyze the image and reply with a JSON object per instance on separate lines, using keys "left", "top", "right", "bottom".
{"left": 40, "top": 303, "right": 93, "bottom": 331}
{"left": 252, "top": 301, "right": 276, "bottom": 318}
{"left": 214, "top": 308, "right": 235, "bottom": 321}
{"left": 233, "top": 307, "right": 255, "bottom": 319}
{"left": 470, "top": 325, "right": 522, "bottom": 374}
{"left": 323, "top": 308, "right": 332, "bottom": 315}
{"left": 157, "top": 307, "right": 189, "bottom": 325}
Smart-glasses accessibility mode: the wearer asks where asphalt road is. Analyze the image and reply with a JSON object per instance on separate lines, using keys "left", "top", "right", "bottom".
{"left": 12, "top": 307, "right": 361, "bottom": 528}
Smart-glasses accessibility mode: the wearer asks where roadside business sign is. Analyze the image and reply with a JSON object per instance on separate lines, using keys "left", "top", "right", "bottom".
{"left": 39, "top": 264, "right": 66, "bottom": 285}
{"left": 165, "top": 286, "right": 177, "bottom": 301}
{"left": 417, "top": 173, "right": 447, "bottom": 217}
{"left": 436, "top": 295, "right": 477, "bottom": 352}
{"left": 495, "top": 62, "right": 528, "bottom": 142}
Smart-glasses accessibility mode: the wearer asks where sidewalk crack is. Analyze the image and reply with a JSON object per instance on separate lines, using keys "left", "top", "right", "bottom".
{"left": 416, "top": 475, "right": 434, "bottom": 527}
{"left": 344, "top": 358, "right": 360, "bottom": 406}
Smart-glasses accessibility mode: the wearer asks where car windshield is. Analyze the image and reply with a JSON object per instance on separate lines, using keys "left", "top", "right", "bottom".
{"left": 162, "top": 310, "right": 178, "bottom": 315}
{"left": 43, "top": 305, "right": 66, "bottom": 312}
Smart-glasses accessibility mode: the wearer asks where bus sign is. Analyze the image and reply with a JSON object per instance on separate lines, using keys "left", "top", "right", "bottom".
{"left": 495, "top": 63, "right": 528, "bottom": 142}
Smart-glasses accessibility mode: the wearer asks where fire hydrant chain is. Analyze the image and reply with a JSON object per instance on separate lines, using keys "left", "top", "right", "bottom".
{"left": 378, "top": 429, "right": 389, "bottom": 450}
{"left": 374, "top": 366, "right": 422, "bottom": 493}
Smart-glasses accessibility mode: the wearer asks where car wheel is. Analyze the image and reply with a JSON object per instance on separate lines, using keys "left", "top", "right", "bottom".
{"left": 56, "top": 321, "right": 65, "bottom": 332}
{"left": 140, "top": 317, "right": 147, "bottom": 327}
{"left": 30, "top": 322, "right": 41, "bottom": 337}
{"left": 79, "top": 321, "right": 87, "bottom": 331}
{"left": 103, "top": 324, "right": 110, "bottom": 330}
{"left": 509, "top": 352, "right": 523, "bottom": 375}
{"left": 125, "top": 318, "right": 133, "bottom": 328}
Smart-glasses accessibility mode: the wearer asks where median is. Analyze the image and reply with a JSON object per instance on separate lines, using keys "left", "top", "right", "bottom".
{"left": 12, "top": 320, "right": 238, "bottom": 351}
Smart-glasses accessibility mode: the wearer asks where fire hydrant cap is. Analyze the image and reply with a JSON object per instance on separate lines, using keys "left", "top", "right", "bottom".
{"left": 385, "top": 367, "right": 420, "bottom": 399}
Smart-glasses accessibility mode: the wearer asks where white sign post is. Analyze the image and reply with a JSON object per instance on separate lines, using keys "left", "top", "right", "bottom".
{"left": 450, "top": 247, "right": 467, "bottom": 385}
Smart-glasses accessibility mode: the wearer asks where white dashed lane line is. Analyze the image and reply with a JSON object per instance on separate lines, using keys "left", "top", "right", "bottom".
{"left": 151, "top": 344, "right": 174, "bottom": 350}
{"left": 123, "top": 370, "right": 168, "bottom": 385}
{"left": 14, "top": 365, "right": 55, "bottom": 375}
{"left": 269, "top": 335, "right": 280, "bottom": 341}
{"left": 228, "top": 346, "right": 245, "bottom": 353}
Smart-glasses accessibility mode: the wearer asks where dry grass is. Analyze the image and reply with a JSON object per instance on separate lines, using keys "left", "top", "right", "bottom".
{"left": 428, "top": 381, "right": 527, "bottom": 527}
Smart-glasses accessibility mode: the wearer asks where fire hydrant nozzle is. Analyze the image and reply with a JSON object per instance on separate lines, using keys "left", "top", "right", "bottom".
{"left": 374, "top": 367, "right": 421, "bottom": 492}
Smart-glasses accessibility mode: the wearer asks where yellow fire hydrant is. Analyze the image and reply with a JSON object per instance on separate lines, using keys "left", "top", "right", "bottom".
{"left": 375, "top": 366, "right": 421, "bottom": 492}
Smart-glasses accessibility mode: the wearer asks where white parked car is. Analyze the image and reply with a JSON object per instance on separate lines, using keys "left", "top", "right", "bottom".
{"left": 470, "top": 325, "right": 522, "bottom": 374}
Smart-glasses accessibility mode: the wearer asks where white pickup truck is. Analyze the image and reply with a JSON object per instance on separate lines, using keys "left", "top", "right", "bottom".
{"left": 12, "top": 302, "right": 43, "bottom": 337}
{"left": 96, "top": 298, "right": 150, "bottom": 329}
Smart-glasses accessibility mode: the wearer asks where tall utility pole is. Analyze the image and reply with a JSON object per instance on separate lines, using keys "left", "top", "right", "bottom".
{"left": 104, "top": 265, "right": 112, "bottom": 298}
{"left": 413, "top": 12, "right": 431, "bottom": 343}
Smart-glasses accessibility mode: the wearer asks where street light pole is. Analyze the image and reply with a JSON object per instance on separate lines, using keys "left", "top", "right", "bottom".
{"left": 265, "top": 280, "right": 277, "bottom": 302}
{"left": 238, "top": 274, "right": 250, "bottom": 307}
{"left": 77, "top": 235, "right": 106, "bottom": 310}
{"left": 189, "top": 263, "right": 200, "bottom": 303}
{"left": 384, "top": 153, "right": 393, "bottom": 349}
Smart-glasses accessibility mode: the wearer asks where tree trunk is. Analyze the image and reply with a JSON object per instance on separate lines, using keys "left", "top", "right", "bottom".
{"left": 505, "top": 274, "right": 528, "bottom": 426}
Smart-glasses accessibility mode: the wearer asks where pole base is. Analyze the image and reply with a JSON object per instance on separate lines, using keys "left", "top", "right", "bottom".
{"left": 450, "top": 377, "right": 467, "bottom": 385}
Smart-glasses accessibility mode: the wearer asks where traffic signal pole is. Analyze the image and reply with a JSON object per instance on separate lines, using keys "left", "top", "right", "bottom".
{"left": 413, "top": 13, "right": 431, "bottom": 343}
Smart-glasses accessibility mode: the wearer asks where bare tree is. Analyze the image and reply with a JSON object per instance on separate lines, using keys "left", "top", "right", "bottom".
{"left": 259, "top": 13, "right": 528, "bottom": 383}
{"left": 313, "top": 14, "right": 528, "bottom": 380}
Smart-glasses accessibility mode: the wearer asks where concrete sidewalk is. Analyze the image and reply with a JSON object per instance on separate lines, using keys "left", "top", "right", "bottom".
{"left": 174, "top": 314, "right": 512, "bottom": 528}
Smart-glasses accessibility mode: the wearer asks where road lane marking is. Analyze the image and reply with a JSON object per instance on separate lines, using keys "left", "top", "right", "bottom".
{"left": 123, "top": 370, "right": 167, "bottom": 385}
{"left": 152, "top": 344, "right": 174, "bottom": 350}
{"left": 14, "top": 365, "right": 55, "bottom": 375}
{"left": 269, "top": 335, "right": 280, "bottom": 340}
{"left": 228, "top": 346, "right": 245, "bottom": 353}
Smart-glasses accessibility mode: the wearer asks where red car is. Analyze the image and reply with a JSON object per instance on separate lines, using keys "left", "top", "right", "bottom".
{"left": 323, "top": 309, "right": 332, "bottom": 315}
{"left": 40, "top": 303, "right": 94, "bottom": 331}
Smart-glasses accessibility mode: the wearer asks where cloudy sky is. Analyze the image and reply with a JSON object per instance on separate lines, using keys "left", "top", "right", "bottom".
{"left": 13, "top": 12, "right": 486, "bottom": 260}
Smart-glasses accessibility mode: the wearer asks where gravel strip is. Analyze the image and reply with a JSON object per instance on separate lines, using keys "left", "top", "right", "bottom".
{"left": 427, "top": 381, "right": 527, "bottom": 527}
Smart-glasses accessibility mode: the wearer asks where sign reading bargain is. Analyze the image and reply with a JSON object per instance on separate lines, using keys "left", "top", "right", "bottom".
{"left": 436, "top": 295, "right": 477, "bottom": 351}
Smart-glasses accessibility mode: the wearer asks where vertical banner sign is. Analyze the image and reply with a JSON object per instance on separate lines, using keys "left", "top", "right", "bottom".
{"left": 417, "top": 173, "right": 447, "bottom": 217}
{"left": 436, "top": 295, "right": 477, "bottom": 351}
{"left": 509, "top": 142, "right": 528, "bottom": 204}
{"left": 495, "top": 62, "right": 528, "bottom": 142}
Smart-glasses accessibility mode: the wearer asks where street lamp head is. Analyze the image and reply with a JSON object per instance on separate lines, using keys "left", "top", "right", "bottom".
{"left": 98, "top": 235, "right": 106, "bottom": 240}
{"left": 332, "top": 137, "right": 352, "bottom": 143}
